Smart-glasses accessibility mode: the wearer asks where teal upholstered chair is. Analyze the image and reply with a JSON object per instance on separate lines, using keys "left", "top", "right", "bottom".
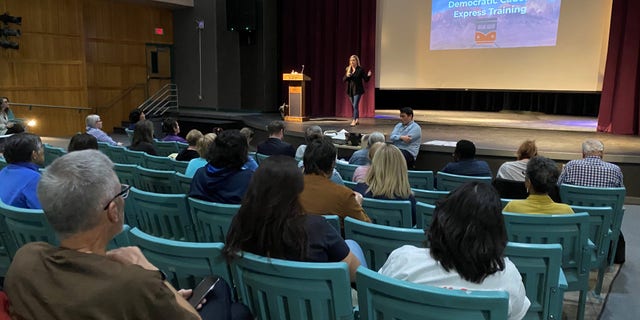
{"left": 344, "top": 217, "right": 424, "bottom": 271}
{"left": 356, "top": 267, "right": 509, "bottom": 320}
{"left": 361, "top": 198, "right": 413, "bottom": 228}
{"left": 230, "top": 251, "right": 354, "bottom": 320}
{"left": 142, "top": 153, "right": 174, "bottom": 171}
{"left": 106, "top": 144, "right": 127, "bottom": 164}
{"left": 128, "top": 227, "right": 231, "bottom": 288}
{"left": 504, "top": 242, "right": 566, "bottom": 320}
{"left": 154, "top": 140, "right": 179, "bottom": 157}
{"left": 415, "top": 201, "right": 436, "bottom": 230}
{"left": 129, "top": 187, "right": 196, "bottom": 241}
{"left": 436, "top": 171, "right": 492, "bottom": 191}
{"left": 503, "top": 211, "right": 591, "bottom": 320}
{"left": 43, "top": 144, "right": 66, "bottom": 167}
{"left": 412, "top": 188, "right": 449, "bottom": 205}
{"left": 322, "top": 215, "right": 341, "bottom": 234}
{"left": 123, "top": 148, "right": 145, "bottom": 165}
{"left": 0, "top": 201, "right": 57, "bottom": 256}
{"left": 335, "top": 161, "right": 358, "bottom": 182}
{"left": 188, "top": 197, "right": 240, "bottom": 243}
{"left": 175, "top": 172, "right": 192, "bottom": 194}
{"left": 171, "top": 158, "right": 189, "bottom": 174}
{"left": 133, "top": 166, "right": 179, "bottom": 194}
{"left": 559, "top": 184, "right": 625, "bottom": 266}
{"left": 407, "top": 170, "right": 435, "bottom": 190}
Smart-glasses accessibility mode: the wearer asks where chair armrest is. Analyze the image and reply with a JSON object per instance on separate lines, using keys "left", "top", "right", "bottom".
{"left": 587, "top": 239, "right": 596, "bottom": 250}
{"left": 558, "top": 269, "right": 568, "bottom": 290}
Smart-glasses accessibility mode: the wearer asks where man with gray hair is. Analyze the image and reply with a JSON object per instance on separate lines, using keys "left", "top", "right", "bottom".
{"left": 348, "top": 131, "right": 385, "bottom": 165}
{"left": 4, "top": 150, "right": 202, "bottom": 319}
{"left": 558, "top": 139, "right": 623, "bottom": 187}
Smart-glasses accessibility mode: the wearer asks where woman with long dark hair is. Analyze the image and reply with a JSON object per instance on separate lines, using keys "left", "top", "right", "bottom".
{"left": 129, "top": 120, "right": 158, "bottom": 155}
{"left": 343, "top": 55, "right": 371, "bottom": 127}
{"left": 223, "top": 156, "right": 361, "bottom": 281}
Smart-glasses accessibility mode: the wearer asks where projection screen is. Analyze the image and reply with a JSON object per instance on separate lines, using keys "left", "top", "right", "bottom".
{"left": 376, "top": 0, "right": 613, "bottom": 91}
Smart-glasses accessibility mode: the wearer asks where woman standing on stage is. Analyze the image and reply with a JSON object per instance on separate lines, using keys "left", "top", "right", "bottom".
{"left": 343, "top": 55, "right": 372, "bottom": 127}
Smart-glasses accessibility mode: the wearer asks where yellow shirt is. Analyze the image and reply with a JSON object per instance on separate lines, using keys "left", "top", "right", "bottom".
{"left": 504, "top": 194, "right": 574, "bottom": 215}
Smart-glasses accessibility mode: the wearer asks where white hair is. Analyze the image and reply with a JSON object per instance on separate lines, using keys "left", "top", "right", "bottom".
{"left": 37, "top": 150, "right": 119, "bottom": 239}
{"left": 366, "top": 132, "right": 386, "bottom": 148}
{"left": 582, "top": 139, "right": 604, "bottom": 156}
{"left": 86, "top": 114, "right": 100, "bottom": 128}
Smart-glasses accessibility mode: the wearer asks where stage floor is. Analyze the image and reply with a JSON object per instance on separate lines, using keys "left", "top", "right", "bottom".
{"left": 237, "top": 110, "right": 640, "bottom": 162}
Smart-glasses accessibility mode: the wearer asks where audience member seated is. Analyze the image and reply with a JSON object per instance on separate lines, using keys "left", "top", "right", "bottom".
{"left": 223, "top": 156, "right": 361, "bottom": 281}
{"left": 390, "top": 107, "right": 422, "bottom": 169}
{"left": 161, "top": 117, "right": 187, "bottom": 143}
{"left": 176, "top": 129, "right": 203, "bottom": 162}
{"left": 256, "top": 120, "right": 295, "bottom": 157}
{"left": 504, "top": 156, "right": 573, "bottom": 214}
{"left": 354, "top": 144, "right": 417, "bottom": 225}
{"left": 4, "top": 150, "right": 250, "bottom": 320}
{"left": 296, "top": 126, "right": 344, "bottom": 185}
{"left": 67, "top": 133, "right": 98, "bottom": 152}
{"left": 190, "top": 130, "right": 254, "bottom": 204}
{"left": 298, "top": 137, "right": 371, "bottom": 224}
{"left": 128, "top": 120, "right": 158, "bottom": 156}
{"left": 379, "top": 182, "right": 530, "bottom": 320}
{"left": 0, "top": 97, "right": 24, "bottom": 135}
{"left": 295, "top": 125, "right": 323, "bottom": 160}
{"left": 185, "top": 133, "right": 216, "bottom": 178}
{"left": 496, "top": 140, "right": 537, "bottom": 181}
{"left": 558, "top": 139, "right": 624, "bottom": 188}
{"left": 0, "top": 133, "right": 44, "bottom": 209}
{"left": 86, "top": 114, "right": 121, "bottom": 146}
{"left": 127, "top": 109, "right": 145, "bottom": 130}
{"left": 352, "top": 141, "right": 384, "bottom": 183}
{"left": 440, "top": 139, "right": 492, "bottom": 177}
{"left": 348, "top": 131, "right": 385, "bottom": 165}
{"left": 239, "top": 127, "right": 255, "bottom": 151}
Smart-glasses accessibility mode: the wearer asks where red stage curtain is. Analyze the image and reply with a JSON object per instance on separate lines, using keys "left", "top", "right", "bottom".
{"left": 280, "top": 0, "right": 376, "bottom": 118}
{"left": 597, "top": 0, "right": 640, "bottom": 135}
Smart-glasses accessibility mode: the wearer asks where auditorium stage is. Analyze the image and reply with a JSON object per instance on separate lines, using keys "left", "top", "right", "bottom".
{"left": 177, "top": 108, "right": 640, "bottom": 198}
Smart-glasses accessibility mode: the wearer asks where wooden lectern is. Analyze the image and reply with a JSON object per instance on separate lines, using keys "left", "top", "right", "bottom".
{"left": 283, "top": 73, "right": 311, "bottom": 122}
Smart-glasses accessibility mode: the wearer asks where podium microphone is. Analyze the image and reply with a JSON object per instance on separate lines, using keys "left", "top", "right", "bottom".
{"left": 301, "top": 64, "right": 305, "bottom": 74}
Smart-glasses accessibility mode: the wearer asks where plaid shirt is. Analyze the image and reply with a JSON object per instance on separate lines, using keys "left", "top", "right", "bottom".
{"left": 558, "top": 156, "right": 624, "bottom": 188}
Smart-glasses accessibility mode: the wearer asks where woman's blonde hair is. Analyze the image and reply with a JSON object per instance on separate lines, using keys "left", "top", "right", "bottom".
{"left": 365, "top": 144, "right": 412, "bottom": 199}
{"left": 346, "top": 54, "right": 361, "bottom": 72}
{"left": 196, "top": 133, "right": 217, "bottom": 157}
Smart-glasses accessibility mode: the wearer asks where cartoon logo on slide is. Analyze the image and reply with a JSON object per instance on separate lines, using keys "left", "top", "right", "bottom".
{"left": 475, "top": 18, "right": 497, "bottom": 45}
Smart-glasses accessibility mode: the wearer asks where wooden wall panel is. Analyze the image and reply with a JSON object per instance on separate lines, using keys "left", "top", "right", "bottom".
{"left": 0, "top": 0, "right": 173, "bottom": 137}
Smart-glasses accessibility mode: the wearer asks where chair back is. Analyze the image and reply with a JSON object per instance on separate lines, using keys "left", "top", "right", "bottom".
{"left": 254, "top": 153, "right": 269, "bottom": 165}
{"left": 361, "top": 198, "right": 413, "bottom": 227}
{"left": 335, "top": 162, "right": 358, "bottom": 182}
{"left": 129, "top": 187, "right": 196, "bottom": 241}
{"left": 436, "top": 171, "right": 492, "bottom": 191}
{"left": 142, "top": 153, "right": 174, "bottom": 171}
{"left": 188, "top": 197, "right": 240, "bottom": 243}
{"left": 343, "top": 180, "right": 357, "bottom": 191}
{"left": 415, "top": 202, "right": 436, "bottom": 230}
{"left": 177, "top": 142, "right": 189, "bottom": 152}
{"left": 502, "top": 212, "right": 590, "bottom": 297}
{"left": 412, "top": 188, "right": 449, "bottom": 205}
{"left": 493, "top": 178, "right": 528, "bottom": 199}
{"left": 504, "top": 242, "right": 564, "bottom": 320}
{"left": 407, "top": 170, "right": 435, "bottom": 190}
{"left": 124, "top": 128, "right": 134, "bottom": 144}
{"left": 106, "top": 144, "right": 127, "bottom": 164}
{"left": 43, "top": 144, "right": 66, "bottom": 167}
{"left": 123, "top": 148, "right": 145, "bottom": 165}
{"left": 356, "top": 267, "right": 509, "bottom": 320}
{"left": 171, "top": 158, "right": 189, "bottom": 174}
{"left": 113, "top": 163, "right": 137, "bottom": 186}
{"left": 559, "top": 184, "right": 625, "bottom": 266}
{"left": 0, "top": 202, "right": 57, "bottom": 255}
{"left": 175, "top": 172, "right": 192, "bottom": 194}
{"left": 344, "top": 217, "right": 424, "bottom": 271}
{"left": 230, "top": 251, "right": 354, "bottom": 320}
{"left": 322, "top": 215, "right": 341, "bottom": 234}
{"left": 128, "top": 227, "right": 231, "bottom": 288}
{"left": 97, "top": 141, "right": 110, "bottom": 156}
{"left": 154, "top": 140, "right": 179, "bottom": 157}
{"left": 107, "top": 224, "right": 131, "bottom": 250}
{"left": 133, "top": 166, "right": 179, "bottom": 194}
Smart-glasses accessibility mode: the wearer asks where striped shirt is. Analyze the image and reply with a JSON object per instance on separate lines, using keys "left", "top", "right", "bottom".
{"left": 558, "top": 156, "right": 623, "bottom": 188}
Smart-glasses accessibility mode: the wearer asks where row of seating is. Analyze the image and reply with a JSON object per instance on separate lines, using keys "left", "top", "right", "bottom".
{"left": 0, "top": 196, "right": 565, "bottom": 320}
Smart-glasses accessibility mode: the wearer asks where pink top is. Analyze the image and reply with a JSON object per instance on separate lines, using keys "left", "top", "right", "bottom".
{"left": 352, "top": 165, "right": 370, "bottom": 183}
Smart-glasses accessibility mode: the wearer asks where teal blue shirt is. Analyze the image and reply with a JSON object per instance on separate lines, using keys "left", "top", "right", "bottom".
{"left": 0, "top": 162, "right": 42, "bottom": 209}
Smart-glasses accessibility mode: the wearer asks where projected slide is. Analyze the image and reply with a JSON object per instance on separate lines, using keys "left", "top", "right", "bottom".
{"left": 430, "top": 0, "right": 562, "bottom": 50}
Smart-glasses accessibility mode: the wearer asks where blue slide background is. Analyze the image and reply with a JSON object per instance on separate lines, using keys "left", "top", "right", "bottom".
{"left": 430, "top": 0, "right": 562, "bottom": 50}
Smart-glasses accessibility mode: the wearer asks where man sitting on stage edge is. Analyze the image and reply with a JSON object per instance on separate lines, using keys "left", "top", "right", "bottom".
{"left": 390, "top": 107, "right": 422, "bottom": 169}
{"left": 256, "top": 120, "right": 296, "bottom": 157}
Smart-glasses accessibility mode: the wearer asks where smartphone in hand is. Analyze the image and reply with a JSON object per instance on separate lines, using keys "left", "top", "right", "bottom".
{"left": 188, "top": 276, "right": 220, "bottom": 308}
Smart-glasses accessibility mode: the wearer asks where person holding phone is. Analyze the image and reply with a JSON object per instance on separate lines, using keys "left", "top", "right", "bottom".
{"left": 3, "top": 150, "right": 251, "bottom": 320}
{"left": 343, "top": 55, "right": 372, "bottom": 127}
